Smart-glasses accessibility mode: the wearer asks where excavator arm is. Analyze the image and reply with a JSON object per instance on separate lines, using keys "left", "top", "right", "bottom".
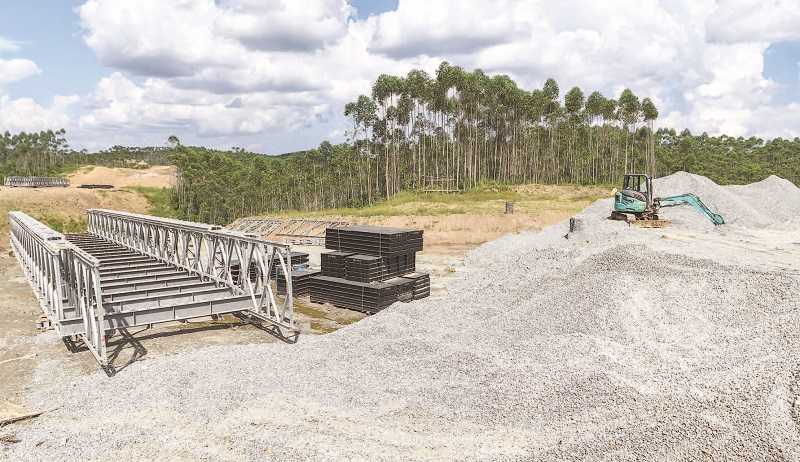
{"left": 657, "top": 194, "right": 725, "bottom": 225}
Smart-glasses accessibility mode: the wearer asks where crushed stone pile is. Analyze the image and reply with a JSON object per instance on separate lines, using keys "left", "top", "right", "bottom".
{"left": 4, "top": 172, "right": 800, "bottom": 461}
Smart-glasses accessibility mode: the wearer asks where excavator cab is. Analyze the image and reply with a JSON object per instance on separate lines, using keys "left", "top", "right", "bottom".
{"left": 621, "top": 174, "right": 653, "bottom": 207}
{"left": 613, "top": 174, "right": 656, "bottom": 219}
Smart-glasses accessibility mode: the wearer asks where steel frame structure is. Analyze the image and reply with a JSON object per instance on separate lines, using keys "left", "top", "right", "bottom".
{"left": 4, "top": 176, "right": 69, "bottom": 187}
{"left": 9, "top": 209, "right": 296, "bottom": 369}
{"left": 87, "top": 209, "right": 295, "bottom": 331}
{"left": 9, "top": 212, "right": 108, "bottom": 363}
{"left": 228, "top": 217, "right": 351, "bottom": 245}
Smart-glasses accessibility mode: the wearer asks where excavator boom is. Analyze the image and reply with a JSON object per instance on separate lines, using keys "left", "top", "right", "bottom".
{"left": 657, "top": 193, "right": 725, "bottom": 225}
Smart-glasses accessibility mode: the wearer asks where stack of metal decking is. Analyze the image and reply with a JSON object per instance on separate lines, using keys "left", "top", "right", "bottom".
{"left": 308, "top": 225, "right": 429, "bottom": 314}
{"left": 277, "top": 268, "right": 320, "bottom": 296}
{"left": 309, "top": 276, "right": 414, "bottom": 313}
{"left": 270, "top": 251, "right": 310, "bottom": 277}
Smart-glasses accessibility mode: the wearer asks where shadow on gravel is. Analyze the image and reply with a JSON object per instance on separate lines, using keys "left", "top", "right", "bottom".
{"left": 61, "top": 318, "right": 298, "bottom": 377}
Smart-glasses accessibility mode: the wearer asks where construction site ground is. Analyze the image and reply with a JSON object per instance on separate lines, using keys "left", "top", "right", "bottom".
{"left": 0, "top": 167, "right": 606, "bottom": 427}
{"left": 2, "top": 171, "right": 799, "bottom": 459}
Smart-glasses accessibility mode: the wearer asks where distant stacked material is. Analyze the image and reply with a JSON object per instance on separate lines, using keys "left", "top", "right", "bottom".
{"left": 4, "top": 176, "right": 68, "bottom": 188}
{"left": 310, "top": 224, "right": 429, "bottom": 313}
{"left": 277, "top": 269, "right": 320, "bottom": 296}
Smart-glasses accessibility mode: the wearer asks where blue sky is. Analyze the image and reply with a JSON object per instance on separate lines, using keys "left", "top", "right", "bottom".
{"left": 1, "top": 0, "right": 799, "bottom": 152}
{"left": 0, "top": 0, "right": 398, "bottom": 105}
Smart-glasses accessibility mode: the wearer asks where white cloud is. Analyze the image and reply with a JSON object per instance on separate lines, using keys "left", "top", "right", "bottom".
{"left": 53, "top": 0, "right": 800, "bottom": 150}
{"left": 0, "top": 94, "right": 78, "bottom": 134}
{"left": 215, "top": 0, "right": 354, "bottom": 52}
{"left": 0, "top": 37, "right": 20, "bottom": 53}
{"left": 706, "top": 0, "right": 800, "bottom": 44}
{"left": 0, "top": 58, "right": 40, "bottom": 87}
{"left": 0, "top": 50, "right": 77, "bottom": 134}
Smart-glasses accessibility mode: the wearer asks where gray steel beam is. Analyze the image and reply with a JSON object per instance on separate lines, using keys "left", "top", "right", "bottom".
{"left": 100, "top": 267, "right": 182, "bottom": 281}
{"left": 102, "top": 281, "right": 220, "bottom": 302}
{"left": 101, "top": 275, "right": 201, "bottom": 294}
{"left": 57, "top": 295, "right": 262, "bottom": 336}
{"left": 105, "top": 287, "right": 233, "bottom": 312}
{"left": 99, "top": 261, "right": 167, "bottom": 273}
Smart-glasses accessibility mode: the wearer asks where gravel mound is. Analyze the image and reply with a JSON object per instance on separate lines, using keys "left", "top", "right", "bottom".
{"left": 3, "top": 173, "right": 800, "bottom": 461}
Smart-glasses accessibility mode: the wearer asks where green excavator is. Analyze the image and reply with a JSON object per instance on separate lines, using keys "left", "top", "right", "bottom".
{"left": 610, "top": 173, "right": 724, "bottom": 227}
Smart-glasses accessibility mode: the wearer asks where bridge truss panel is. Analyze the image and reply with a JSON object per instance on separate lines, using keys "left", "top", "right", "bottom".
{"left": 8, "top": 212, "right": 108, "bottom": 364}
{"left": 86, "top": 209, "right": 295, "bottom": 331}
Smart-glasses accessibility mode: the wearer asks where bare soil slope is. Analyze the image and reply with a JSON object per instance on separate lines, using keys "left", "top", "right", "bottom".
{"left": 67, "top": 165, "right": 176, "bottom": 189}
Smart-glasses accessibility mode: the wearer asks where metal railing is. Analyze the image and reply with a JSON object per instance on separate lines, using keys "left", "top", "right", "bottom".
{"left": 87, "top": 209, "right": 295, "bottom": 330}
{"left": 9, "top": 212, "right": 108, "bottom": 364}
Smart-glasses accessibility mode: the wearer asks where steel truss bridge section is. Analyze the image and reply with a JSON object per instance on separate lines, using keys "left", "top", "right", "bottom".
{"left": 8, "top": 209, "right": 296, "bottom": 369}
{"left": 228, "top": 217, "right": 352, "bottom": 246}
{"left": 4, "top": 176, "right": 69, "bottom": 187}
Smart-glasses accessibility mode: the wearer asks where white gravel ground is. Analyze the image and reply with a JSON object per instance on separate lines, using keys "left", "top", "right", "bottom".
{"left": 3, "top": 172, "right": 800, "bottom": 461}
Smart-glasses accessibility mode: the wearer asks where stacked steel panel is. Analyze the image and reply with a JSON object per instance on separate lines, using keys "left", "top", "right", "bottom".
{"left": 325, "top": 225, "right": 423, "bottom": 256}
{"left": 309, "top": 276, "right": 414, "bottom": 314}
{"left": 401, "top": 272, "right": 431, "bottom": 300}
{"left": 277, "top": 268, "right": 320, "bottom": 296}
{"left": 310, "top": 225, "right": 428, "bottom": 313}
{"left": 343, "top": 253, "right": 416, "bottom": 283}
{"left": 320, "top": 251, "right": 351, "bottom": 276}
{"left": 270, "top": 251, "right": 309, "bottom": 278}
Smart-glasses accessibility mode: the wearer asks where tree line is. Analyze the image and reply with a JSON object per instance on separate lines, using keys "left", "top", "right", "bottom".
{"left": 2, "top": 62, "right": 799, "bottom": 225}
{"left": 0, "top": 130, "right": 172, "bottom": 182}
{"left": 345, "top": 62, "right": 659, "bottom": 197}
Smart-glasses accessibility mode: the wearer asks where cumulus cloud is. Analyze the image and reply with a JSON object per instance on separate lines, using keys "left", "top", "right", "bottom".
{"left": 0, "top": 94, "right": 78, "bottom": 134}
{"left": 0, "top": 58, "right": 40, "bottom": 87}
{"left": 367, "top": 0, "right": 521, "bottom": 58}
{"left": 61, "top": 0, "right": 800, "bottom": 151}
{"left": 215, "top": 0, "right": 354, "bottom": 52}
{"left": 0, "top": 46, "right": 77, "bottom": 134}
{"left": 706, "top": 0, "right": 800, "bottom": 44}
{"left": 79, "top": 73, "right": 327, "bottom": 137}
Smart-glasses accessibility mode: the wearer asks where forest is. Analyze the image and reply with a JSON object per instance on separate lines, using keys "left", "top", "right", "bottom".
{"left": 0, "top": 130, "right": 172, "bottom": 180}
{"left": 2, "top": 62, "right": 799, "bottom": 225}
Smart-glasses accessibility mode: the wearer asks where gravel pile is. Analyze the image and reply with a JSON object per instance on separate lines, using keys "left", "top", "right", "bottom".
{"left": 4, "top": 172, "right": 800, "bottom": 461}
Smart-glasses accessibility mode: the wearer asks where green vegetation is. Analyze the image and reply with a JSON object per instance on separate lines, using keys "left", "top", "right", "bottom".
{"left": 34, "top": 214, "right": 87, "bottom": 234}
{"left": 128, "top": 187, "right": 180, "bottom": 218}
{"left": 344, "top": 61, "right": 659, "bottom": 196}
{"left": 2, "top": 62, "right": 799, "bottom": 228}
{"left": 272, "top": 184, "right": 610, "bottom": 218}
{"left": 0, "top": 130, "right": 172, "bottom": 182}
{"left": 656, "top": 130, "right": 800, "bottom": 185}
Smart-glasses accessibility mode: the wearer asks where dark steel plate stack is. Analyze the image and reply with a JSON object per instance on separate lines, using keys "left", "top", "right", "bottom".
{"left": 325, "top": 225, "right": 423, "bottom": 256}
{"left": 310, "top": 224, "right": 429, "bottom": 313}
{"left": 310, "top": 276, "right": 414, "bottom": 314}
{"left": 320, "top": 251, "right": 352, "bottom": 276}
{"left": 277, "top": 268, "right": 320, "bottom": 296}
{"left": 270, "top": 251, "right": 310, "bottom": 278}
{"left": 401, "top": 272, "right": 430, "bottom": 300}
{"left": 342, "top": 253, "right": 416, "bottom": 282}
